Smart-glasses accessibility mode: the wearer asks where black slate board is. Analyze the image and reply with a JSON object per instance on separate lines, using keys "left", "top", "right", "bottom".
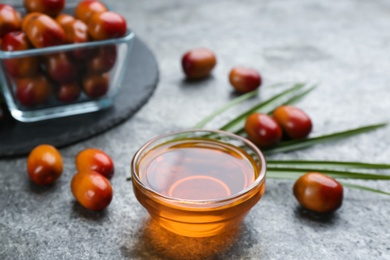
{"left": 0, "top": 37, "right": 159, "bottom": 157}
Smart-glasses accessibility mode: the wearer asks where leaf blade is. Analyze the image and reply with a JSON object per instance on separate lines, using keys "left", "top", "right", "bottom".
{"left": 193, "top": 89, "right": 259, "bottom": 128}
{"left": 267, "top": 167, "right": 390, "bottom": 180}
{"left": 219, "top": 83, "right": 306, "bottom": 132}
{"left": 267, "top": 85, "right": 317, "bottom": 114}
{"left": 266, "top": 160, "right": 390, "bottom": 169}
{"left": 340, "top": 182, "right": 390, "bottom": 196}
{"left": 264, "top": 123, "right": 388, "bottom": 155}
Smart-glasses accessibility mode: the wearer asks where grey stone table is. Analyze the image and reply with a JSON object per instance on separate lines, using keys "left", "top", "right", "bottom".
{"left": 1, "top": 0, "right": 390, "bottom": 259}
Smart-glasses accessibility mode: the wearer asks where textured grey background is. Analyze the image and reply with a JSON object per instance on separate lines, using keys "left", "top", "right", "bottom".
{"left": 1, "top": 0, "right": 390, "bottom": 259}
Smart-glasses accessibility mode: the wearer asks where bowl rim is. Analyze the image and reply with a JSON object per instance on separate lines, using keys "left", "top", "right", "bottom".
{"left": 0, "top": 30, "right": 135, "bottom": 59}
{"left": 131, "top": 129, "right": 267, "bottom": 205}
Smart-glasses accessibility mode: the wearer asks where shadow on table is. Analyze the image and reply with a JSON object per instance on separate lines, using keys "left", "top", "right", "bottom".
{"left": 180, "top": 75, "right": 215, "bottom": 87}
{"left": 28, "top": 180, "right": 59, "bottom": 194}
{"left": 228, "top": 89, "right": 260, "bottom": 99}
{"left": 122, "top": 217, "right": 261, "bottom": 260}
{"left": 294, "top": 206, "right": 339, "bottom": 225}
{"left": 70, "top": 201, "right": 108, "bottom": 221}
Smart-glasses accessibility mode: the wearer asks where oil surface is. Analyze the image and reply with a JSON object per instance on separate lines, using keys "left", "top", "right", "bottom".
{"left": 138, "top": 138, "right": 259, "bottom": 200}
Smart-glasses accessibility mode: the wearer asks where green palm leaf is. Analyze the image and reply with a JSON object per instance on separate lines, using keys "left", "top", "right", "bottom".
{"left": 183, "top": 82, "right": 390, "bottom": 197}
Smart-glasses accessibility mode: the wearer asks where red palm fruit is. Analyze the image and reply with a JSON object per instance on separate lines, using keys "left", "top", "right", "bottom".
{"left": 293, "top": 172, "right": 343, "bottom": 214}
{"left": 273, "top": 105, "right": 312, "bottom": 139}
{"left": 181, "top": 48, "right": 217, "bottom": 80}
{"left": 244, "top": 113, "right": 283, "bottom": 147}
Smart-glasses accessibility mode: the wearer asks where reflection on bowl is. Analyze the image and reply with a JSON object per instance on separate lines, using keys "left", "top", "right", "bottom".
{"left": 132, "top": 217, "right": 240, "bottom": 259}
{"left": 131, "top": 129, "right": 267, "bottom": 237}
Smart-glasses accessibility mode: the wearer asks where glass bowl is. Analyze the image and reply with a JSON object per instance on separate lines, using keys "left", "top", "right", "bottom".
{"left": 0, "top": 3, "right": 134, "bottom": 122}
{"left": 131, "top": 129, "right": 267, "bottom": 237}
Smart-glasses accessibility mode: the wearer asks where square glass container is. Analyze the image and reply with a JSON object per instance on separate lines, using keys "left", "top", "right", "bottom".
{"left": 0, "top": 3, "right": 134, "bottom": 122}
